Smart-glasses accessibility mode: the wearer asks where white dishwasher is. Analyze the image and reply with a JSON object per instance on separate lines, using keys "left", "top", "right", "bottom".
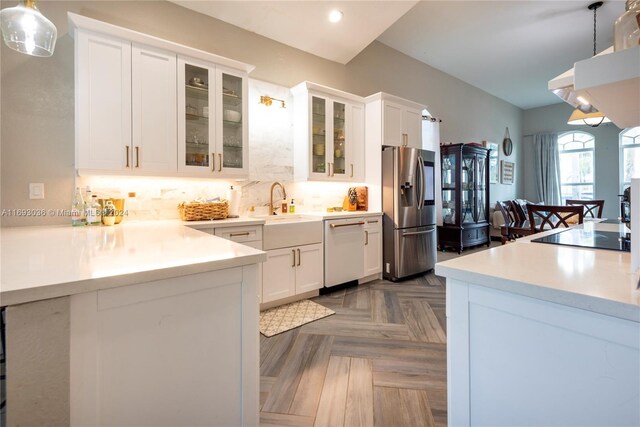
{"left": 324, "top": 218, "right": 365, "bottom": 287}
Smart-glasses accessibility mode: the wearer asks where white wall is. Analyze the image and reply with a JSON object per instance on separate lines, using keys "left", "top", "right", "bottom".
{"left": 1, "top": 0, "right": 524, "bottom": 226}
{"left": 522, "top": 102, "right": 622, "bottom": 219}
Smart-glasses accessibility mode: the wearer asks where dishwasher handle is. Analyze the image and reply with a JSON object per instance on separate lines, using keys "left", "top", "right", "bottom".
{"left": 329, "top": 221, "right": 365, "bottom": 229}
{"left": 402, "top": 229, "right": 435, "bottom": 237}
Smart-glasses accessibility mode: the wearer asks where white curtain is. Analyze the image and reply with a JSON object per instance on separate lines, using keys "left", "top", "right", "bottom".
{"left": 533, "top": 133, "right": 561, "bottom": 205}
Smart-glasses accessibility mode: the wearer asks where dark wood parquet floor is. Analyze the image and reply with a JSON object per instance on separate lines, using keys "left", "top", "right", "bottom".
{"left": 259, "top": 273, "right": 447, "bottom": 427}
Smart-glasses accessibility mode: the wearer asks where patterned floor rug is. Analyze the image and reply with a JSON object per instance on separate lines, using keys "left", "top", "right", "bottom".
{"left": 260, "top": 300, "right": 335, "bottom": 337}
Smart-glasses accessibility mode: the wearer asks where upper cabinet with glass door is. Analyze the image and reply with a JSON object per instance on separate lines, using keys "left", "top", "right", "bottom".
{"left": 178, "top": 58, "right": 249, "bottom": 177}
{"left": 70, "top": 13, "right": 254, "bottom": 178}
{"left": 292, "top": 82, "right": 365, "bottom": 182}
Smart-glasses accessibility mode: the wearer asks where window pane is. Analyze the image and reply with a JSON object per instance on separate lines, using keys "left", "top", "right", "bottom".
{"left": 623, "top": 146, "right": 640, "bottom": 182}
{"left": 560, "top": 151, "right": 593, "bottom": 184}
{"left": 561, "top": 184, "right": 593, "bottom": 202}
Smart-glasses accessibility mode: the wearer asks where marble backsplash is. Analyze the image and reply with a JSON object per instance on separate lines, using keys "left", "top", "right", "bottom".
{"left": 78, "top": 78, "right": 364, "bottom": 221}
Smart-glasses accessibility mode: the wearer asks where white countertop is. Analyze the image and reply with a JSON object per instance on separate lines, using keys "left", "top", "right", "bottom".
{"left": 0, "top": 221, "right": 266, "bottom": 306}
{"left": 435, "top": 222, "right": 640, "bottom": 322}
{"left": 183, "top": 212, "right": 382, "bottom": 227}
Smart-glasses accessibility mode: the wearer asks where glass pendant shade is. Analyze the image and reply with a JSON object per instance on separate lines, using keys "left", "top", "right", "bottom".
{"left": 567, "top": 108, "right": 612, "bottom": 127}
{"left": 0, "top": 0, "right": 57, "bottom": 57}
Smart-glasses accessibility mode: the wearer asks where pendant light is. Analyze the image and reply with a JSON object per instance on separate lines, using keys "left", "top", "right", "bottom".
{"left": 0, "top": 0, "right": 57, "bottom": 57}
{"left": 568, "top": 1, "right": 611, "bottom": 128}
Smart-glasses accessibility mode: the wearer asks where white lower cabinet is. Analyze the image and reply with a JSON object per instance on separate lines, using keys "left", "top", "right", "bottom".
{"left": 262, "top": 243, "right": 323, "bottom": 304}
{"left": 364, "top": 217, "right": 382, "bottom": 277}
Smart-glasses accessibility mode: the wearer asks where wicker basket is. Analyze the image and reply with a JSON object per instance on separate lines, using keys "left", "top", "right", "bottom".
{"left": 178, "top": 200, "right": 229, "bottom": 221}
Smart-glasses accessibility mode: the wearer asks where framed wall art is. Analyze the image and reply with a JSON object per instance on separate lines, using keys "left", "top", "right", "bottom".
{"left": 501, "top": 160, "right": 515, "bottom": 185}
{"left": 483, "top": 140, "right": 499, "bottom": 184}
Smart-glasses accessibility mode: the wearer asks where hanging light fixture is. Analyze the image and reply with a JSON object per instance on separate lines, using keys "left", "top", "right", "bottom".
{"left": 0, "top": 0, "right": 57, "bottom": 57}
{"left": 568, "top": 1, "right": 611, "bottom": 128}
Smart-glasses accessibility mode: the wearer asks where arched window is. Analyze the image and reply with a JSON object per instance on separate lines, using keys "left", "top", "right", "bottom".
{"left": 620, "top": 127, "right": 640, "bottom": 192}
{"left": 558, "top": 131, "right": 595, "bottom": 202}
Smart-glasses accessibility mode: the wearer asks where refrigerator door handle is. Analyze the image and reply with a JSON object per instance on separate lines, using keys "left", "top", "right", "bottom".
{"left": 417, "top": 155, "right": 425, "bottom": 210}
{"left": 402, "top": 229, "right": 435, "bottom": 236}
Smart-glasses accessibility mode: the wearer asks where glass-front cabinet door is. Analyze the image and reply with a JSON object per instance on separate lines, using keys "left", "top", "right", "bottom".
{"left": 461, "top": 153, "right": 476, "bottom": 224}
{"left": 179, "top": 60, "right": 212, "bottom": 174}
{"left": 476, "top": 154, "right": 487, "bottom": 222}
{"left": 178, "top": 58, "right": 248, "bottom": 177}
{"left": 332, "top": 101, "right": 346, "bottom": 178}
{"left": 441, "top": 152, "right": 457, "bottom": 225}
{"left": 216, "top": 67, "right": 247, "bottom": 176}
{"left": 311, "top": 96, "right": 327, "bottom": 175}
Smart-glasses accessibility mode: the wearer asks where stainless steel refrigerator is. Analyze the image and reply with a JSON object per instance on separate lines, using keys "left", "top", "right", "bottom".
{"left": 382, "top": 146, "right": 436, "bottom": 281}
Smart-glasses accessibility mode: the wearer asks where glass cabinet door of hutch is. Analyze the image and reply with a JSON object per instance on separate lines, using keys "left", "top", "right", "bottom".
{"left": 184, "top": 64, "right": 211, "bottom": 169}
{"left": 476, "top": 155, "right": 487, "bottom": 222}
{"left": 461, "top": 154, "right": 476, "bottom": 224}
{"left": 442, "top": 153, "right": 457, "bottom": 224}
{"left": 221, "top": 72, "right": 244, "bottom": 170}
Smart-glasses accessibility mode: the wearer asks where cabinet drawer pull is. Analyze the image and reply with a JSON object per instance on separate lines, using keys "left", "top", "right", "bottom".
{"left": 218, "top": 153, "right": 222, "bottom": 172}
{"left": 211, "top": 153, "right": 215, "bottom": 171}
{"left": 229, "top": 232, "right": 250, "bottom": 237}
{"left": 125, "top": 146, "right": 130, "bottom": 168}
{"left": 365, "top": 230, "right": 369, "bottom": 245}
{"left": 135, "top": 146, "right": 140, "bottom": 168}
{"left": 330, "top": 221, "right": 365, "bottom": 228}
{"left": 297, "top": 248, "right": 301, "bottom": 266}
{"left": 292, "top": 249, "right": 296, "bottom": 267}
{"left": 368, "top": 220, "right": 379, "bottom": 224}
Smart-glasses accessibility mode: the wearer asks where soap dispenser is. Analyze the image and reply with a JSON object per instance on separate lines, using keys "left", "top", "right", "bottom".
{"left": 289, "top": 199, "right": 296, "bottom": 213}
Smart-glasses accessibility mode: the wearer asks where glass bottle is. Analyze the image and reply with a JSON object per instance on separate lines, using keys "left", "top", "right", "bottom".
{"left": 71, "top": 187, "right": 86, "bottom": 226}
{"left": 86, "top": 195, "right": 101, "bottom": 226}
{"left": 102, "top": 200, "right": 116, "bottom": 226}
{"left": 614, "top": 0, "right": 640, "bottom": 51}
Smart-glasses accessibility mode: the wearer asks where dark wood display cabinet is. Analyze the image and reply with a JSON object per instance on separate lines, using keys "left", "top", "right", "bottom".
{"left": 438, "top": 143, "right": 490, "bottom": 253}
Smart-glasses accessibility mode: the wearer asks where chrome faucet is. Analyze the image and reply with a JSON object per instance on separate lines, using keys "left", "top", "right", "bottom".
{"left": 269, "top": 182, "right": 287, "bottom": 215}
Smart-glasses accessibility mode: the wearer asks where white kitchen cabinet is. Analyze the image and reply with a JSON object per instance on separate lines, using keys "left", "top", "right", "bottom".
{"left": 131, "top": 44, "right": 177, "bottom": 173}
{"left": 292, "top": 82, "right": 365, "bottom": 182}
{"left": 177, "top": 58, "right": 249, "bottom": 178}
{"left": 76, "top": 31, "right": 131, "bottom": 172}
{"left": 262, "top": 243, "right": 323, "bottom": 304}
{"left": 71, "top": 13, "right": 253, "bottom": 178}
{"left": 76, "top": 33, "right": 177, "bottom": 175}
{"left": 363, "top": 216, "right": 382, "bottom": 277}
{"left": 366, "top": 92, "right": 426, "bottom": 149}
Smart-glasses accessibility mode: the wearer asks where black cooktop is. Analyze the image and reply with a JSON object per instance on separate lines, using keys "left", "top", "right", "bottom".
{"left": 532, "top": 228, "right": 630, "bottom": 252}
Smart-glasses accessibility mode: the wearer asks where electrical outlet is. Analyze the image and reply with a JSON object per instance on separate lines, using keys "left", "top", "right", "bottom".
{"left": 29, "top": 183, "right": 45, "bottom": 200}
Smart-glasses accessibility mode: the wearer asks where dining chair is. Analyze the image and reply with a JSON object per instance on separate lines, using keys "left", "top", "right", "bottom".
{"left": 565, "top": 199, "right": 605, "bottom": 218}
{"left": 499, "top": 201, "right": 535, "bottom": 244}
{"left": 510, "top": 200, "right": 527, "bottom": 222}
{"left": 526, "top": 204, "right": 584, "bottom": 233}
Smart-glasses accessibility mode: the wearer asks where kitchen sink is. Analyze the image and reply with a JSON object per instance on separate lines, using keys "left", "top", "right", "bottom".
{"left": 260, "top": 215, "right": 323, "bottom": 250}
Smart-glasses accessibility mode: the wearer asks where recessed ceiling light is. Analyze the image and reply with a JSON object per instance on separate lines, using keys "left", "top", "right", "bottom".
{"left": 328, "top": 9, "right": 343, "bottom": 23}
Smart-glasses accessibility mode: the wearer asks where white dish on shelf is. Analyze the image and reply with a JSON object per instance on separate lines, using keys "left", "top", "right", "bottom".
{"left": 223, "top": 110, "right": 241, "bottom": 122}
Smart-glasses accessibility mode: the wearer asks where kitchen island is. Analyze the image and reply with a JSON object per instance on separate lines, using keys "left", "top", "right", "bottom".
{"left": 435, "top": 222, "right": 640, "bottom": 426}
{"left": 0, "top": 221, "right": 266, "bottom": 426}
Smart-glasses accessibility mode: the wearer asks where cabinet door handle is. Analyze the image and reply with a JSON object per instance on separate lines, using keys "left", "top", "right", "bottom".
{"left": 330, "top": 221, "right": 365, "bottom": 228}
{"left": 229, "top": 232, "right": 250, "bottom": 237}
{"left": 365, "top": 230, "right": 369, "bottom": 245}
{"left": 125, "top": 146, "right": 130, "bottom": 168}
{"left": 218, "top": 153, "right": 222, "bottom": 172}
{"left": 211, "top": 153, "right": 215, "bottom": 171}
{"left": 327, "top": 163, "right": 330, "bottom": 177}
{"left": 350, "top": 163, "right": 353, "bottom": 178}
{"left": 292, "top": 249, "right": 296, "bottom": 267}
{"left": 135, "top": 146, "right": 140, "bottom": 168}
{"left": 297, "top": 249, "right": 301, "bottom": 266}
{"left": 330, "top": 162, "right": 334, "bottom": 177}
{"left": 402, "top": 133, "right": 408, "bottom": 146}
